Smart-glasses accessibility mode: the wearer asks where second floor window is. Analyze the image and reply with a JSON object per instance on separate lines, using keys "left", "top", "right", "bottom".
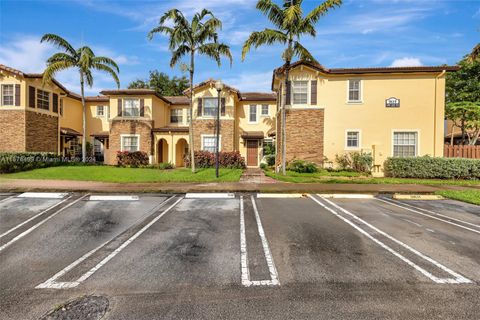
{"left": 348, "top": 80, "right": 361, "bottom": 102}
{"left": 1, "top": 84, "right": 14, "bottom": 106}
{"left": 37, "top": 89, "right": 50, "bottom": 110}
{"left": 96, "top": 105, "right": 105, "bottom": 117}
{"left": 249, "top": 105, "right": 257, "bottom": 123}
{"left": 292, "top": 81, "right": 308, "bottom": 104}
{"left": 203, "top": 97, "right": 217, "bottom": 117}
{"left": 261, "top": 104, "right": 269, "bottom": 116}
{"left": 123, "top": 99, "right": 140, "bottom": 117}
{"left": 170, "top": 109, "right": 183, "bottom": 123}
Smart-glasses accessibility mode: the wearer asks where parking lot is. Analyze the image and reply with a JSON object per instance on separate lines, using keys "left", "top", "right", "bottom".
{"left": 0, "top": 192, "right": 479, "bottom": 319}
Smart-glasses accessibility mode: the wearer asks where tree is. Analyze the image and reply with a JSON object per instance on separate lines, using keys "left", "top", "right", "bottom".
{"left": 41, "top": 34, "right": 120, "bottom": 162}
{"left": 128, "top": 70, "right": 188, "bottom": 96}
{"left": 446, "top": 58, "right": 480, "bottom": 145}
{"left": 148, "top": 9, "right": 232, "bottom": 173}
{"left": 467, "top": 43, "right": 479, "bottom": 63}
{"left": 242, "top": 0, "right": 342, "bottom": 174}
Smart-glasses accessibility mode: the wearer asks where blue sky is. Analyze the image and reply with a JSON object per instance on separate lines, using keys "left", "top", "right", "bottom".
{"left": 0, "top": 0, "right": 479, "bottom": 95}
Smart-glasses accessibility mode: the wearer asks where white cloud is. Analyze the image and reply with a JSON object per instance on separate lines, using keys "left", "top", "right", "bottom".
{"left": 390, "top": 57, "right": 423, "bottom": 67}
{"left": 223, "top": 71, "right": 272, "bottom": 92}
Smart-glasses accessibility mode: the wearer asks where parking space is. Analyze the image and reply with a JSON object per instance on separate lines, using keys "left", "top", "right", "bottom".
{"left": 0, "top": 192, "right": 479, "bottom": 319}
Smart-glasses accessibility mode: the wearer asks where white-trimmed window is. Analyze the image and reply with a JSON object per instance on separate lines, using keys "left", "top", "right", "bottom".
{"left": 121, "top": 135, "right": 139, "bottom": 152}
{"left": 37, "top": 89, "right": 50, "bottom": 110}
{"left": 59, "top": 99, "right": 64, "bottom": 116}
{"left": 393, "top": 132, "right": 417, "bottom": 157}
{"left": 170, "top": 108, "right": 183, "bottom": 123}
{"left": 96, "top": 105, "right": 105, "bottom": 117}
{"left": 292, "top": 81, "right": 308, "bottom": 104}
{"left": 345, "top": 130, "right": 360, "bottom": 149}
{"left": 249, "top": 104, "right": 257, "bottom": 123}
{"left": 201, "top": 135, "right": 220, "bottom": 153}
{"left": 1, "top": 84, "right": 14, "bottom": 106}
{"left": 186, "top": 108, "right": 191, "bottom": 123}
{"left": 202, "top": 97, "right": 218, "bottom": 117}
{"left": 348, "top": 80, "right": 361, "bottom": 102}
{"left": 123, "top": 99, "right": 140, "bottom": 117}
{"left": 261, "top": 104, "right": 269, "bottom": 116}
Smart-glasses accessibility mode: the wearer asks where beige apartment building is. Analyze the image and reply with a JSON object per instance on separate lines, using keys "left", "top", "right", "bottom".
{"left": 0, "top": 61, "right": 457, "bottom": 174}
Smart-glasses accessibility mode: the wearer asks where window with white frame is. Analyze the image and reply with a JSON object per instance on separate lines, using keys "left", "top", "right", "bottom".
{"left": 60, "top": 99, "right": 64, "bottom": 116}
{"left": 393, "top": 132, "right": 417, "bottom": 157}
{"left": 346, "top": 131, "right": 360, "bottom": 149}
{"left": 202, "top": 135, "right": 219, "bottom": 153}
{"left": 93, "top": 139, "right": 103, "bottom": 154}
{"left": 186, "top": 108, "right": 191, "bottom": 123}
{"left": 96, "top": 105, "right": 105, "bottom": 117}
{"left": 170, "top": 108, "right": 183, "bottom": 123}
{"left": 348, "top": 80, "right": 361, "bottom": 102}
{"left": 261, "top": 104, "right": 269, "bottom": 116}
{"left": 249, "top": 105, "right": 257, "bottom": 123}
{"left": 121, "top": 135, "right": 139, "bottom": 152}
{"left": 292, "top": 81, "right": 308, "bottom": 104}
{"left": 37, "top": 89, "right": 50, "bottom": 110}
{"left": 1, "top": 84, "right": 14, "bottom": 106}
{"left": 123, "top": 99, "right": 140, "bottom": 117}
{"left": 202, "top": 97, "right": 218, "bottom": 117}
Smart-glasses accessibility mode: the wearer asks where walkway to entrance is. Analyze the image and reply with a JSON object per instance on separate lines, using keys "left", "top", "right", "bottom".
{"left": 240, "top": 168, "right": 277, "bottom": 184}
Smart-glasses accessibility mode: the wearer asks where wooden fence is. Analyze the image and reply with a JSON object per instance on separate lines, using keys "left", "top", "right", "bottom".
{"left": 444, "top": 145, "right": 480, "bottom": 159}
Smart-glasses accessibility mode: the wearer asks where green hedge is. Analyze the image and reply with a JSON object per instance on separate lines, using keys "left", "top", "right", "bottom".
{"left": 0, "top": 152, "right": 64, "bottom": 174}
{"left": 384, "top": 156, "right": 480, "bottom": 180}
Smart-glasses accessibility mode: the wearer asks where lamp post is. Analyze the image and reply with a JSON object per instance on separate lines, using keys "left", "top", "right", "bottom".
{"left": 214, "top": 80, "right": 224, "bottom": 178}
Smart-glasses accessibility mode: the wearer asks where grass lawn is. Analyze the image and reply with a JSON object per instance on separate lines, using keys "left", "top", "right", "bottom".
{"left": 436, "top": 190, "right": 480, "bottom": 206}
{"left": 264, "top": 169, "right": 480, "bottom": 186}
{"left": 1, "top": 166, "right": 243, "bottom": 183}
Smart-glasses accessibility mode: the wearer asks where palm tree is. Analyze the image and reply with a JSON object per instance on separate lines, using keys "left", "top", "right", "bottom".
{"left": 467, "top": 43, "right": 479, "bottom": 63}
{"left": 41, "top": 34, "right": 120, "bottom": 163}
{"left": 148, "top": 9, "right": 232, "bottom": 173}
{"left": 242, "top": 0, "right": 342, "bottom": 174}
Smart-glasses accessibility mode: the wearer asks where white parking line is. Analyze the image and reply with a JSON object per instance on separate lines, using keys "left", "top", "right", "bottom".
{"left": 89, "top": 195, "right": 139, "bottom": 201}
{"left": 321, "top": 194, "right": 374, "bottom": 199}
{"left": 309, "top": 194, "right": 471, "bottom": 284}
{"left": 0, "top": 196, "right": 73, "bottom": 239}
{"left": 377, "top": 198, "right": 480, "bottom": 235}
{"left": 0, "top": 195, "right": 88, "bottom": 253}
{"left": 36, "top": 196, "right": 182, "bottom": 289}
{"left": 17, "top": 192, "right": 68, "bottom": 199}
{"left": 256, "top": 193, "right": 304, "bottom": 198}
{"left": 239, "top": 196, "right": 280, "bottom": 287}
{"left": 186, "top": 193, "right": 235, "bottom": 199}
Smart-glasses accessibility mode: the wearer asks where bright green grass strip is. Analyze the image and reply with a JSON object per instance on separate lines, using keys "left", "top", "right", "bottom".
{"left": 264, "top": 170, "right": 480, "bottom": 186}
{"left": 1, "top": 166, "right": 243, "bottom": 183}
{"left": 435, "top": 190, "right": 480, "bottom": 206}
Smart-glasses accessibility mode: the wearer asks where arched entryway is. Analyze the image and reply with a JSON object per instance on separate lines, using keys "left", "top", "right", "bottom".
{"left": 157, "top": 139, "right": 168, "bottom": 163}
{"left": 175, "top": 138, "right": 188, "bottom": 167}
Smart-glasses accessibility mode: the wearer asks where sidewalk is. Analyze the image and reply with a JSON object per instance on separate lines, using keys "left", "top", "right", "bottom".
{"left": 0, "top": 178, "right": 472, "bottom": 194}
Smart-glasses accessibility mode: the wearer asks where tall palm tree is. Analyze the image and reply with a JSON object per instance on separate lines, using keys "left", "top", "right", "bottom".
{"left": 41, "top": 34, "right": 120, "bottom": 162}
{"left": 148, "top": 9, "right": 232, "bottom": 173}
{"left": 242, "top": 0, "right": 342, "bottom": 174}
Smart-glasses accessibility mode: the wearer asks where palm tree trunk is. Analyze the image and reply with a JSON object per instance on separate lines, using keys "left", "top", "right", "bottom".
{"left": 281, "top": 62, "right": 290, "bottom": 175}
{"left": 80, "top": 73, "right": 87, "bottom": 163}
{"left": 450, "top": 123, "right": 455, "bottom": 145}
{"left": 189, "top": 52, "right": 196, "bottom": 173}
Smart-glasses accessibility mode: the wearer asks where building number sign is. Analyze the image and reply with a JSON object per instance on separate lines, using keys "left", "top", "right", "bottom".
{"left": 386, "top": 97, "right": 400, "bottom": 108}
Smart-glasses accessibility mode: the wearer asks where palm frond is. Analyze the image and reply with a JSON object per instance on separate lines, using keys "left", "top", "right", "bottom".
{"left": 242, "top": 29, "right": 288, "bottom": 60}
{"left": 256, "top": 0, "right": 284, "bottom": 29}
{"left": 304, "top": 0, "right": 342, "bottom": 25}
{"left": 292, "top": 41, "right": 316, "bottom": 62}
{"left": 83, "top": 69, "right": 94, "bottom": 88}
{"left": 467, "top": 43, "right": 480, "bottom": 63}
{"left": 282, "top": 2, "right": 302, "bottom": 30}
{"left": 93, "top": 56, "right": 120, "bottom": 73}
{"left": 92, "top": 63, "right": 120, "bottom": 88}
{"left": 170, "top": 44, "right": 191, "bottom": 67}
{"left": 46, "top": 52, "right": 76, "bottom": 64}
{"left": 40, "top": 33, "right": 77, "bottom": 56}
{"left": 148, "top": 25, "right": 174, "bottom": 40}
{"left": 42, "top": 60, "right": 75, "bottom": 86}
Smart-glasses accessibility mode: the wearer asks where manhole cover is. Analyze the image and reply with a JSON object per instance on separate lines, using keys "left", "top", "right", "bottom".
{"left": 40, "top": 296, "right": 108, "bottom": 320}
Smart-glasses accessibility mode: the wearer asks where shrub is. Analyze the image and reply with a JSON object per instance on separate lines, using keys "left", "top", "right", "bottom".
{"left": 265, "top": 154, "right": 275, "bottom": 166}
{"left": 147, "top": 162, "right": 174, "bottom": 170}
{"left": 0, "top": 152, "right": 64, "bottom": 173}
{"left": 116, "top": 151, "right": 149, "bottom": 168}
{"left": 287, "top": 159, "right": 318, "bottom": 173}
{"left": 263, "top": 143, "right": 275, "bottom": 156}
{"left": 384, "top": 156, "right": 480, "bottom": 180}
{"left": 335, "top": 152, "right": 373, "bottom": 173}
{"left": 260, "top": 163, "right": 268, "bottom": 170}
{"left": 184, "top": 151, "right": 246, "bottom": 169}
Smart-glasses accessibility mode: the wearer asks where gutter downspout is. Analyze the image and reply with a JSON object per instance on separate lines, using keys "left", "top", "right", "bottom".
{"left": 434, "top": 70, "right": 446, "bottom": 156}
